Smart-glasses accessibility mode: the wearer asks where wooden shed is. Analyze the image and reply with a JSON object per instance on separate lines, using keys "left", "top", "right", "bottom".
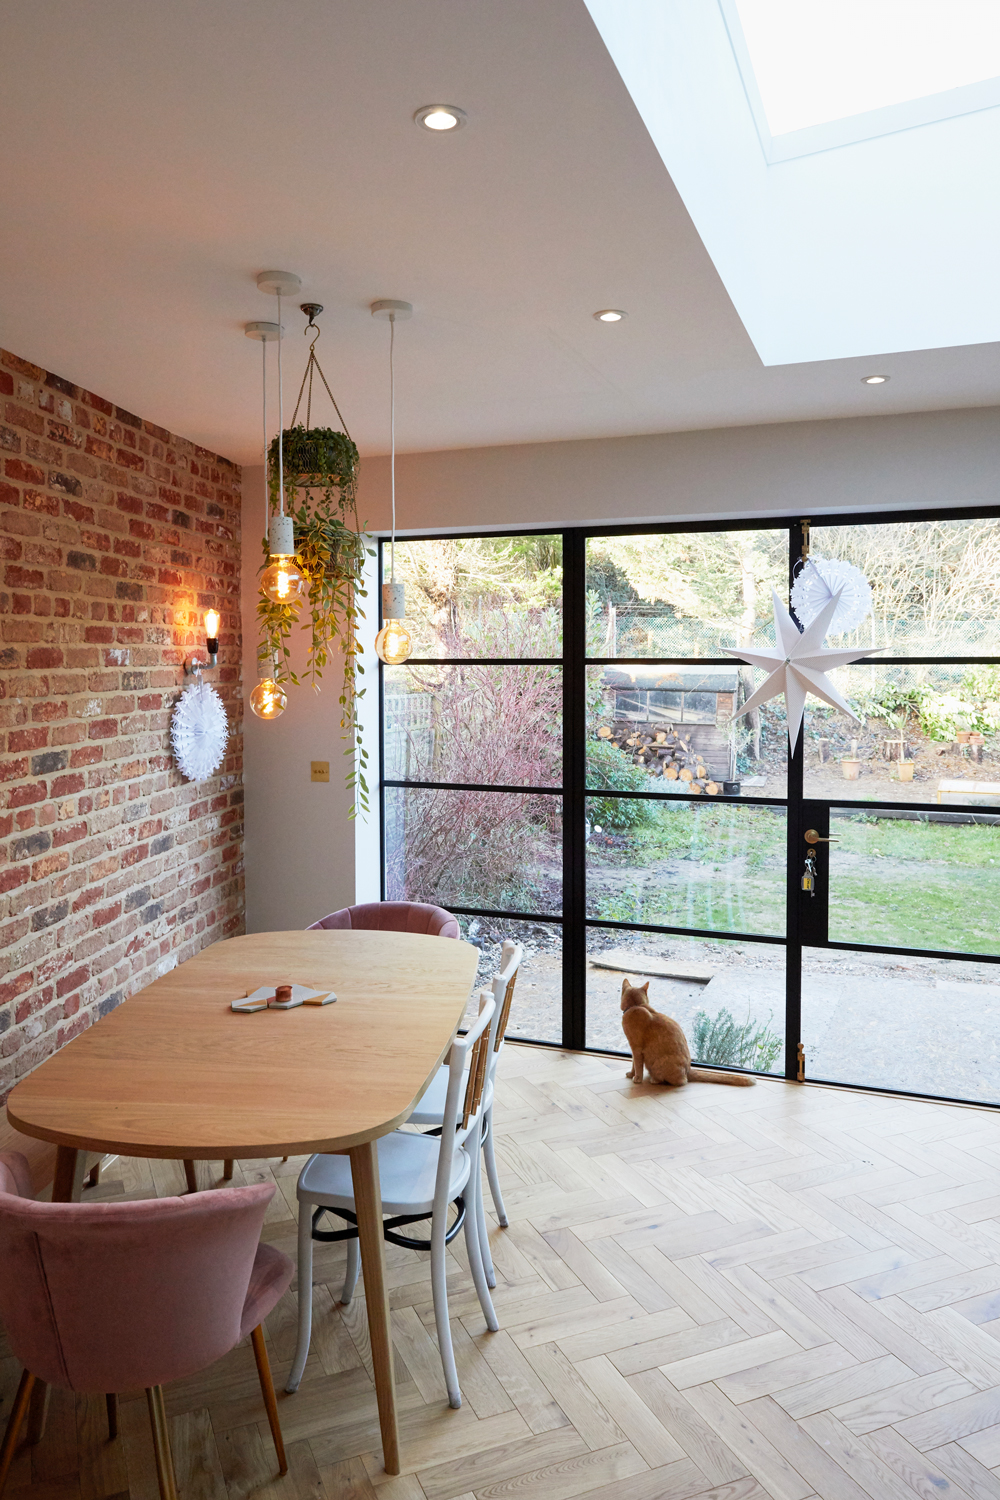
{"left": 598, "top": 667, "right": 739, "bottom": 784}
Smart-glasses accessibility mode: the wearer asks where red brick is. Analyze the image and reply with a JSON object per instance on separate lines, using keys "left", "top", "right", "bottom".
{"left": 51, "top": 773, "right": 85, "bottom": 797}
{"left": 26, "top": 646, "right": 64, "bottom": 670}
{"left": 4, "top": 407, "right": 44, "bottom": 438}
{"left": 8, "top": 727, "right": 48, "bottom": 752}
{"left": 52, "top": 821, "right": 87, "bottom": 848}
{"left": 70, "top": 745, "right": 103, "bottom": 767}
{"left": 9, "top": 782, "right": 47, "bottom": 808}
{"left": 56, "top": 964, "right": 89, "bottom": 998}
{"left": 5, "top": 457, "right": 44, "bottom": 483}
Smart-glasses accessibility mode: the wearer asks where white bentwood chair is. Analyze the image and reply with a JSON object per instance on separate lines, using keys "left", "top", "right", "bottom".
{"left": 408, "top": 941, "right": 523, "bottom": 1288}
{"left": 285, "top": 990, "right": 498, "bottom": 1408}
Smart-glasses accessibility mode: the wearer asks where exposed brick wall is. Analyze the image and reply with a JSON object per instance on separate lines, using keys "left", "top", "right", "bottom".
{"left": 0, "top": 347, "right": 243, "bottom": 1102}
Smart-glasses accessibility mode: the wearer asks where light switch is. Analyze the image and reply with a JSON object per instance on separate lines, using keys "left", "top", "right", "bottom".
{"left": 310, "top": 761, "right": 330, "bottom": 783}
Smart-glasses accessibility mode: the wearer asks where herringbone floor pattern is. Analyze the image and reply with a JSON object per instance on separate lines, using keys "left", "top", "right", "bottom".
{"left": 6, "top": 1047, "right": 1000, "bottom": 1500}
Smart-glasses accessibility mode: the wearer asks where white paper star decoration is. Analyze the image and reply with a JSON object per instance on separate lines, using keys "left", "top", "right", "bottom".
{"left": 170, "top": 680, "right": 228, "bottom": 782}
{"left": 724, "top": 589, "right": 880, "bottom": 752}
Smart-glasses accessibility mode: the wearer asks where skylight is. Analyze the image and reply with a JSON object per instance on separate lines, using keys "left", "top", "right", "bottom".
{"left": 732, "top": 0, "right": 1000, "bottom": 136}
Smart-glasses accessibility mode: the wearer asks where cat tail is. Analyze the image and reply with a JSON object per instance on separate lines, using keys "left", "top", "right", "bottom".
{"left": 687, "top": 1066, "right": 756, "bottom": 1087}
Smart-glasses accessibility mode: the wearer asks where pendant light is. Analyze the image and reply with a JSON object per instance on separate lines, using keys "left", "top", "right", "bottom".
{"left": 257, "top": 272, "right": 308, "bottom": 606}
{"left": 371, "top": 299, "right": 413, "bottom": 665}
{"left": 245, "top": 303, "right": 290, "bottom": 721}
{"left": 249, "top": 657, "right": 288, "bottom": 720}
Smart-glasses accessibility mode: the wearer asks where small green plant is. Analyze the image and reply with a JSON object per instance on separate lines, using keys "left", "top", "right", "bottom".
{"left": 690, "top": 1007, "right": 782, "bottom": 1072}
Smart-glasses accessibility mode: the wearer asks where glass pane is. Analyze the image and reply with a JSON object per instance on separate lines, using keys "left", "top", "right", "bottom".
{"left": 811, "top": 518, "right": 1000, "bottom": 655}
{"left": 389, "top": 536, "right": 562, "bottom": 658}
{"left": 384, "top": 664, "right": 562, "bottom": 785}
{"left": 586, "top": 799, "right": 785, "bottom": 935}
{"left": 828, "top": 808, "right": 1000, "bottom": 956}
{"left": 459, "top": 916, "right": 562, "bottom": 1045}
{"left": 804, "top": 663, "right": 1000, "bottom": 805}
{"left": 802, "top": 947, "right": 1000, "bottom": 1104}
{"left": 586, "top": 529, "right": 788, "bottom": 657}
{"left": 586, "top": 926, "right": 785, "bottom": 1074}
{"left": 588, "top": 665, "right": 787, "bottom": 798}
{"left": 384, "top": 787, "right": 561, "bottom": 913}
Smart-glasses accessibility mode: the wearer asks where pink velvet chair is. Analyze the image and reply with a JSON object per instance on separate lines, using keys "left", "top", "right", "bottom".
{"left": 307, "top": 900, "right": 461, "bottom": 938}
{"left": 0, "top": 1152, "right": 293, "bottom": 1500}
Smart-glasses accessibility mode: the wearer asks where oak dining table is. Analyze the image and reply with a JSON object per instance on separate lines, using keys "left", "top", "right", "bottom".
{"left": 5, "top": 927, "right": 480, "bottom": 1475}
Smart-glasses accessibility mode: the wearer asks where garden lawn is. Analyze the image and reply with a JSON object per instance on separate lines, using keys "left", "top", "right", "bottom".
{"left": 829, "top": 815, "right": 1000, "bottom": 955}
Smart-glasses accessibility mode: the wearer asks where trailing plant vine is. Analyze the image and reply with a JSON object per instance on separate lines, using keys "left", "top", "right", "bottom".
{"left": 257, "top": 424, "right": 372, "bottom": 816}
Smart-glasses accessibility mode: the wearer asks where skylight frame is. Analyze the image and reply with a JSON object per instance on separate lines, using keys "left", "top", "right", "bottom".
{"left": 718, "top": 0, "right": 1000, "bottom": 163}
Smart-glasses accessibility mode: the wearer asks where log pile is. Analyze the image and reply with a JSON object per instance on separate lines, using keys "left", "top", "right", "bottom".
{"left": 595, "top": 721, "right": 721, "bottom": 795}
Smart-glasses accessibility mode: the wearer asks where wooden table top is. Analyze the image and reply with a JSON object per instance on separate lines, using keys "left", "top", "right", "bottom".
{"left": 7, "top": 930, "right": 480, "bottom": 1159}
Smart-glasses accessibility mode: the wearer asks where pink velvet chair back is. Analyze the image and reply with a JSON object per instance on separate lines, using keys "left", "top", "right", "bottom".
{"left": 0, "top": 1153, "right": 32, "bottom": 1199}
{"left": 308, "top": 901, "right": 460, "bottom": 939}
{"left": 0, "top": 1182, "right": 275, "bottom": 1393}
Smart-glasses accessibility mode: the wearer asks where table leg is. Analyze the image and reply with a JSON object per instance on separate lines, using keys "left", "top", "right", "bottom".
{"left": 349, "top": 1141, "right": 399, "bottom": 1475}
{"left": 52, "top": 1145, "right": 80, "bottom": 1203}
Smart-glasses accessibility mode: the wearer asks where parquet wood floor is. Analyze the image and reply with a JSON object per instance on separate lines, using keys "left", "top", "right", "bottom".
{"left": 6, "top": 1048, "right": 1000, "bottom": 1500}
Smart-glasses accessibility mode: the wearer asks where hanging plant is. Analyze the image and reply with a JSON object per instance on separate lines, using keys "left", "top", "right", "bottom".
{"left": 256, "top": 308, "right": 372, "bottom": 816}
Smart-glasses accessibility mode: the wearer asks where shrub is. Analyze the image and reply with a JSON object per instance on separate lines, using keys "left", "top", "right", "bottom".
{"left": 690, "top": 1007, "right": 782, "bottom": 1072}
{"left": 918, "top": 693, "right": 978, "bottom": 741}
{"left": 586, "top": 737, "right": 657, "bottom": 830}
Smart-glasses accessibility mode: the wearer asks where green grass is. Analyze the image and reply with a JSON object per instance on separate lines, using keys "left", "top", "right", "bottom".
{"left": 588, "top": 803, "right": 786, "bottom": 935}
{"left": 586, "top": 805, "right": 1000, "bottom": 955}
{"left": 829, "top": 816, "right": 1000, "bottom": 953}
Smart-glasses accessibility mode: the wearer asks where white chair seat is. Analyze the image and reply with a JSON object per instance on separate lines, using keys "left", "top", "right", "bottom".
{"left": 407, "top": 1065, "right": 452, "bottom": 1126}
{"left": 298, "top": 1133, "right": 472, "bottom": 1219}
{"left": 409, "top": 1066, "right": 493, "bottom": 1126}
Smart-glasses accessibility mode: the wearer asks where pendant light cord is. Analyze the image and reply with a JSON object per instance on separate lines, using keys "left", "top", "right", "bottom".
{"left": 277, "top": 290, "right": 284, "bottom": 519}
{"left": 389, "top": 311, "right": 396, "bottom": 584}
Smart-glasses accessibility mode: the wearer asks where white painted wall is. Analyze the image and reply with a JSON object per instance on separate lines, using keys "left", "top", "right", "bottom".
{"left": 243, "top": 405, "right": 1000, "bottom": 928}
{"left": 355, "top": 406, "right": 1000, "bottom": 534}
{"left": 241, "top": 466, "right": 362, "bottom": 933}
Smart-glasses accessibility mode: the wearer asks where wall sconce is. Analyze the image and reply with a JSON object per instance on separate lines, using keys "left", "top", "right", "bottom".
{"left": 185, "top": 609, "right": 221, "bottom": 676}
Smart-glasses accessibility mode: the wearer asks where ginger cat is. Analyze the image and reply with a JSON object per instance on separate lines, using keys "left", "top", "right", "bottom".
{"left": 621, "top": 978, "right": 754, "bottom": 1087}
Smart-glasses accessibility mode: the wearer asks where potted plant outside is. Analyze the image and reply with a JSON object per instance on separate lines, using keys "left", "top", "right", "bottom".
{"left": 841, "top": 738, "right": 862, "bottom": 779}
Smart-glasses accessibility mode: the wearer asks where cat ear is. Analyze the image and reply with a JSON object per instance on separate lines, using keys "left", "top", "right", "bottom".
{"left": 641, "top": 981, "right": 649, "bottom": 994}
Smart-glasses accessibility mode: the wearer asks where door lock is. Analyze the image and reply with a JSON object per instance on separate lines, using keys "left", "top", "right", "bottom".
{"left": 804, "top": 829, "right": 839, "bottom": 844}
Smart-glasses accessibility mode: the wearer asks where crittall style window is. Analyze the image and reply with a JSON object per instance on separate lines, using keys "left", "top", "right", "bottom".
{"left": 379, "top": 512, "right": 1000, "bottom": 1108}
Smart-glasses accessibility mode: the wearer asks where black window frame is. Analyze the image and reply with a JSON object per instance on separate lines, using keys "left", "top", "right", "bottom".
{"left": 378, "top": 504, "right": 1000, "bottom": 1107}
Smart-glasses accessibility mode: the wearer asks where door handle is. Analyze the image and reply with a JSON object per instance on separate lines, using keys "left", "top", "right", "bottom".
{"left": 804, "top": 829, "right": 839, "bottom": 844}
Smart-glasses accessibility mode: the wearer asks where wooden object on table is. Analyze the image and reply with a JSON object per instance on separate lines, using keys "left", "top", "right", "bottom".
{"left": 6, "top": 928, "right": 479, "bottom": 1476}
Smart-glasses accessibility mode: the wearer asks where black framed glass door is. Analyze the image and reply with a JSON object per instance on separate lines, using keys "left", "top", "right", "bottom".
{"left": 379, "top": 508, "right": 1000, "bottom": 1107}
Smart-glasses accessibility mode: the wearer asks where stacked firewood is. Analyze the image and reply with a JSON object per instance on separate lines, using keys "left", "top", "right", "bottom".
{"left": 595, "top": 721, "right": 720, "bottom": 795}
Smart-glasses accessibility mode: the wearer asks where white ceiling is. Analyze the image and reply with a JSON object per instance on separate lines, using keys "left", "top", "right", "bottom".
{"left": 0, "top": 0, "right": 997, "bottom": 467}
{"left": 588, "top": 1, "right": 1000, "bottom": 362}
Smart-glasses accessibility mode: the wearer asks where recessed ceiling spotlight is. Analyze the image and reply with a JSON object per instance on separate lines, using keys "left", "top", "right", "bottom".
{"left": 862, "top": 374, "right": 889, "bottom": 384}
{"left": 594, "top": 309, "right": 627, "bottom": 323}
{"left": 415, "top": 104, "right": 467, "bottom": 131}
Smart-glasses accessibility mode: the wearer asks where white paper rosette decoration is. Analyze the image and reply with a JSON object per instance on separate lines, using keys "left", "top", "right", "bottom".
{"left": 170, "top": 681, "right": 228, "bottom": 782}
{"left": 790, "top": 556, "right": 872, "bottom": 636}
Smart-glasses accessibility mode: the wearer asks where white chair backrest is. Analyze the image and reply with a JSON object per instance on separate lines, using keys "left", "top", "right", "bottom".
{"left": 486, "top": 941, "right": 523, "bottom": 1087}
{"left": 434, "top": 991, "right": 496, "bottom": 1211}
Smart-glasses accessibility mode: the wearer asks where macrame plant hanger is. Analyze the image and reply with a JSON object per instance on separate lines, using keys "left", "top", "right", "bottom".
{"left": 290, "top": 304, "right": 354, "bottom": 444}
